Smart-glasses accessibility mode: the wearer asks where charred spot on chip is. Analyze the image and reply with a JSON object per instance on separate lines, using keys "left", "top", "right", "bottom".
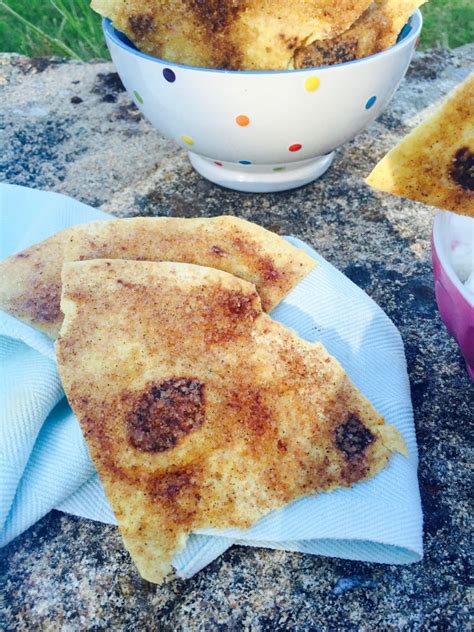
{"left": 16, "top": 252, "right": 30, "bottom": 258}
{"left": 295, "top": 38, "right": 358, "bottom": 67}
{"left": 188, "top": 0, "right": 244, "bottom": 34}
{"left": 335, "top": 414, "right": 374, "bottom": 459}
{"left": 449, "top": 147, "right": 474, "bottom": 191}
{"left": 126, "top": 378, "right": 205, "bottom": 452}
{"left": 128, "top": 13, "right": 155, "bottom": 38}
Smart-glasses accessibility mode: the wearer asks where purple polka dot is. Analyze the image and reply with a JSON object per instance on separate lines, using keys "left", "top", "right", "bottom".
{"left": 163, "top": 68, "right": 176, "bottom": 83}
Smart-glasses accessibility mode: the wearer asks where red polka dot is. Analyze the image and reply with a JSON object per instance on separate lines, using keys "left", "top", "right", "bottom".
{"left": 214, "top": 161, "right": 223, "bottom": 166}
{"left": 289, "top": 143, "right": 302, "bottom": 152}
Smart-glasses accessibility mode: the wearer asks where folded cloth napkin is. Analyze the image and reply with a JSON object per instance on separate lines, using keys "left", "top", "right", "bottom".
{"left": 0, "top": 183, "right": 423, "bottom": 576}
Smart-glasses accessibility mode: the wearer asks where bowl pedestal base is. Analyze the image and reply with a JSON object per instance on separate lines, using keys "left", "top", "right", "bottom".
{"left": 189, "top": 152, "right": 335, "bottom": 193}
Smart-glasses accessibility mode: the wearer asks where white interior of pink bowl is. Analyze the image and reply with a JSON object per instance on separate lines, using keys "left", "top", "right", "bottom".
{"left": 433, "top": 211, "right": 474, "bottom": 307}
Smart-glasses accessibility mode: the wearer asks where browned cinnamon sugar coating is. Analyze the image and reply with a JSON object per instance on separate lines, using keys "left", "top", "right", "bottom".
{"left": 294, "top": 0, "right": 426, "bottom": 68}
{"left": 56, "top": 260, "right": 407, "bottom": 584}
{"left": 91, "top": 0, "right": 373, "bottom": 69}
{"left": 366, "top": 73, "right": 474, "bottom": 216}
{"left": 0, "top": 216, "right": 315, "bottom": 338}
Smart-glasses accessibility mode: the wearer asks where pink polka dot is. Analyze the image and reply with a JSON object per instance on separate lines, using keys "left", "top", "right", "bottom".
{"left": 289, "top": 143, "right": 302, "bottom": 152}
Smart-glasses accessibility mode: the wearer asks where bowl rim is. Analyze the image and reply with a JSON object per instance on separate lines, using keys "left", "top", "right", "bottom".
{"left": 102, "top": 9, "right": 422, "bottom": 75}
{"left": 433, "top": 210, "right": 474, "bottom": 307}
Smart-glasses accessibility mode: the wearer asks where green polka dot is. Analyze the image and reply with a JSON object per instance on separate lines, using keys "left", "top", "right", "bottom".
{"left": 133, "top": 90, "right": 143, "bottom": 104}
{"left": 273, "top": 166, "right": 286, "bottom": 172}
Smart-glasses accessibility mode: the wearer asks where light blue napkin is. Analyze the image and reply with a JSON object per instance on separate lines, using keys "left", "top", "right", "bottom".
{"left": 0, "top": 183, "right": 423, "bottom": 576}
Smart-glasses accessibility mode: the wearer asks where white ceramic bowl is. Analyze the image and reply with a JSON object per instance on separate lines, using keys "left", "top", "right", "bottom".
{"left": 103, "top": 11, "right": 422, "bottom": 193}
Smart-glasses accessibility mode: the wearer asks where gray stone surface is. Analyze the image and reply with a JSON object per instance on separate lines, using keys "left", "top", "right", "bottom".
{"left": 1, "top": 46, "right": 473, "bottom": 630}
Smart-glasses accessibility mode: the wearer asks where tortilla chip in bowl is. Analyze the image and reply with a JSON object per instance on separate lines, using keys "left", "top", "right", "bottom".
{"left": 93, "top": 0, "right": 376, "bottom": 72}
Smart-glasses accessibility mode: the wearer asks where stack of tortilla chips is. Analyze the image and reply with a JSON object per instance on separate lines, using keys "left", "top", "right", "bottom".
{"left": 91, "top": 0, "right": 426, "bottom": 70}
{"left": 0, "top": 216, "right": 406, "bottom": 583}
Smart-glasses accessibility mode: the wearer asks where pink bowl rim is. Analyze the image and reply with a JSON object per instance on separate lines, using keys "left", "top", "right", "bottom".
{"left": 433, "top": 210, "right": 474, "bottom": 307}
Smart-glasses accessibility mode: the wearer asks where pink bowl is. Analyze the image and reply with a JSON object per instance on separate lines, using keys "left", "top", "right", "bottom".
{"left": 432, "top": 211, "right": 474, "bottom": 381}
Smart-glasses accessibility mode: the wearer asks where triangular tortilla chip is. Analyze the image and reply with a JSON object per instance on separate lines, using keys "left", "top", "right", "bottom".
{"left": 0, "top": 216, "right": 315, "bottom": 338}
{"left": 294, "top": 0, "right": 426, "bottom": 68}
{"left": 56, "top": 259, "right": 406, "bottom": 584}
{"left": 366, "top": 73, "right": 474, "bottom": 217}
{"left": 92, "top": 0, "right": 372, "bottom": 70}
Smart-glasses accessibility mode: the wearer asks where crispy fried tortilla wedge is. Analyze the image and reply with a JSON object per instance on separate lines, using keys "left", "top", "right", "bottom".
{"left": 92, "top": 0, "right": 372, "bottom": 70}
{"left": 294, "top": 0, "right": 426, "bottom": 68}
{"left": 0, "top": 216, "right": 315, "bottom": 338}
{"left": 366, "top": 73, "right": 474, "bottom": 216}
{"left": 56, "top": 259, "right": 407, "bottom": 584}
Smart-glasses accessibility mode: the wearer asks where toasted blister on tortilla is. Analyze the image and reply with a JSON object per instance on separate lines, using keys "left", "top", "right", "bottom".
{"left": 56, "top": 259, "right": 407, "bottom": 584}
{"left": 0, "top": 215, "right": 315, "bottom": 338}
{"left": 293, "top": 0, "right": 426, "bottom": 68}
{"left": 91, "top": 0, "right": 372, "bottom": 70}
{"left": 366, "top": 73, "right": 474, "bottom": 217}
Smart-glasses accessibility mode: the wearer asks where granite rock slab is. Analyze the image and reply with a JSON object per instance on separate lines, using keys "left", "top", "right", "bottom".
{"left": 1, "top": 46, "right": 473, "bottom": 630}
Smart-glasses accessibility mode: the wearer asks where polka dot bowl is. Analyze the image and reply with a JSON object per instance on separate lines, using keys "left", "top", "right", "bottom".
{"left": 103, "top": 11, "right": 422, "bottom": 193}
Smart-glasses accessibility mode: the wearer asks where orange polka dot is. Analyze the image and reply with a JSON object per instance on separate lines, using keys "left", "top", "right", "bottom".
{"left": 236, "top": 115, "right": 250, "bottom": 127}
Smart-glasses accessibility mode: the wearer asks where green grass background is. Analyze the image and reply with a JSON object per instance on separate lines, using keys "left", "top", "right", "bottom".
{"left": 0, "top": 0, "right": 473, "bottom": 61}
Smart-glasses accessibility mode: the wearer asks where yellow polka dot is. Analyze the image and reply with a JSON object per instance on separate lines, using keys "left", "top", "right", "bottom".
{"left": 181, "top": 134, "right": 194, "bottom": 145}
{"left": 305, "top": 76, "right": 320, "bottom": 92}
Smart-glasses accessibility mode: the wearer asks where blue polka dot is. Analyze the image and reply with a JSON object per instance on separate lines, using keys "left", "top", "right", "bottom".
{"left": 163, "top": 68, "right": 176, "bottom": 83}
{"left": 397, "top": 20, "right": 412, "bottom": 43}
{"left": 365, "top": 95, "right": 377, "bottom": 110}
{"left": 239, "top": 160, "right": 252, "bottom": 165}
